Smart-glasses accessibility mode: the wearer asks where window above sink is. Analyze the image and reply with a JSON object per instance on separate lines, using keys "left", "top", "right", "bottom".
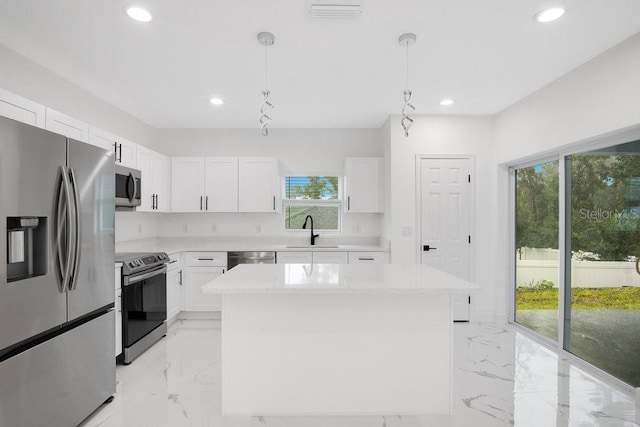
{"left": 283, "top": 176, "right": 341, "bottom": 233}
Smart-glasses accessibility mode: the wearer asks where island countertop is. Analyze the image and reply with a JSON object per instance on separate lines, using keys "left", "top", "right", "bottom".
{"left": 202, "top": 263, "right": 480, "bottom": 295}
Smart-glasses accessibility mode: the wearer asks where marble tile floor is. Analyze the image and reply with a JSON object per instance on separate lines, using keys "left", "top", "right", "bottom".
{"left": 81, "top": 320, "right": 640, "bottom": 427}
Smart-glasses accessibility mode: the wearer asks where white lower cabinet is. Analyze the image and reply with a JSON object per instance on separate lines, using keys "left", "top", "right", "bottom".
{"left": 166, "top": 253, "right": 183, "bottom": 321}
{"left": 277, "top": 251, "right": 383, "bottom": 264}
{"left": 115, "top": 266, "right": 122, "bottom": 358}
{"left": 184, "top": 252, "right": 227, "bottom": 312}
{"left": 185, "top": 267, "right": 225, "bottom": 311}
{"left": 348, "top": 252, "right": 385, "bottom": 264}
{"left": 313, "top": 251, "right": 349, "bottom": 264}
{"left": 276, "top": 251, "right": 313, "bottom": 264}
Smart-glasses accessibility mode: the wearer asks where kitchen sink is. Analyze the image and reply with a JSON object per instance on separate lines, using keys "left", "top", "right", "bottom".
{"left": 285, "top": 245, "right": 340, "bottom": 249}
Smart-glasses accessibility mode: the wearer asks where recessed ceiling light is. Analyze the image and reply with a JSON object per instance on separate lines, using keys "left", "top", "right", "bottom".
{"left": 126, "top": 7, "right": 153, "bottom": 23}
{"left": 535, "top": 7, "right": 565, "bottom": 23}
{"left": 209, "top": 97, "right": 225, "bottom": 105}
{"left": 439, "top": 99, "right": 454, "bottom": 106}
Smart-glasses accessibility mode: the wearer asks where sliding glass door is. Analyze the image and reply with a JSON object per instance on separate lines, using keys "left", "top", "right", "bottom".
{"left": 514, "top": 161, "right": 559, "bottom": 342}
{"left": 566, "top": 143, "right": 640, "bottom": 387}
{"left": 513, "top": 139, "right": 640, "bottom": 387}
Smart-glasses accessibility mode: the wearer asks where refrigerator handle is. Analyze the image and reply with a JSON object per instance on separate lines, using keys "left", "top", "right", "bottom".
{"left": 54, "top": 166, "right": 74, "bottom": 293}
{"left": 68, "top": 168, "right": 82, "bottom": 291}
{"left": 53, "top": 168, "right": 66, "bottom": 292}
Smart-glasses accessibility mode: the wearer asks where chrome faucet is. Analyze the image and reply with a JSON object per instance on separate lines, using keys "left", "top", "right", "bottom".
{"left": 302, "top": 215, "right": 319, "bottom": 246}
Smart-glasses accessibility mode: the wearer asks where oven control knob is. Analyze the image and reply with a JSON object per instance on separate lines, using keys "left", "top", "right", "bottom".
{"left": 128, "top": 261, "right": 135, "bottom": 268}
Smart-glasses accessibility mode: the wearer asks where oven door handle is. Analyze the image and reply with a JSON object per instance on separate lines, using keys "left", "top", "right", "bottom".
{"left": 126, "top": 265, "right": 167, "bottom": 286}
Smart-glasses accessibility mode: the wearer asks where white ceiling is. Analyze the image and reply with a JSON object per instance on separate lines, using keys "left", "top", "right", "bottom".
{"left": 0, "top": 1, "right": 639, "bottom": 129}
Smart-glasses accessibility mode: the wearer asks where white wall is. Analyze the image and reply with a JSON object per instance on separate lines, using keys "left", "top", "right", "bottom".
{"left": 494, "top": 32, "right": 640, "bottom": 322}
{"left": 385, "top": 115, "right": 497, "bottom": 321}
{"left": 115, "top": 212, "right": 158, "bottom": 243}
{"left": 495, "top": 33, "right": 640, "bottom": 164}
{"left": 0, "top": 43, "right": 158, "bottom": 147}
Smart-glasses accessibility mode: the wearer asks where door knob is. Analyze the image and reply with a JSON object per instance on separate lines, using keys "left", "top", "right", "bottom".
{"left": 423, "top": 245, "right": 437, "bottom": 251}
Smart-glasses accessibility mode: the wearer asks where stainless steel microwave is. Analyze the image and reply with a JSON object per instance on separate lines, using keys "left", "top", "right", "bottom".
{"left": 115, "top": 164, "right": 141, "bottom": 210}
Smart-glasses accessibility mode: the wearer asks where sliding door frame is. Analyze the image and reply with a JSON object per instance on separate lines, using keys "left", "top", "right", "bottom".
{"left": 506, "top": 124, "right": 640, "bottom": 394}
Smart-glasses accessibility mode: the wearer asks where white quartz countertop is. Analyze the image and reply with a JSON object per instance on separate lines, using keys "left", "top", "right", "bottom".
{"left": 115, "top": 237, "right": 387, "bottom": 255}
{"left": 202, "top": 264, "right": 480, "bottom": 295}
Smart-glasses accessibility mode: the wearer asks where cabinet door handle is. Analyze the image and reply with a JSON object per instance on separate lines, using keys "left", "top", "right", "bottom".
{"left": 347, "top": 196, "right": 351, "bottom": 211}
{"left": 179, "top": 270, "right": 183, "bottom": 285}
{"left": 169, "top": 260, "right": 177, "bottom": 264}
{"left": 200, "top": 196, "right": 203, "bottom": 211}
{"left": 198, "top": 258, "right": 214, "bottom": 261}
{"left": 358, "top": 257, "right": 374, "bottom": 261}
{"left": 118, "top": 143, "right": 122, "bottom": 163}
{"left": 206, "top": 196, "right": 209, "bottom": 211}
{"left": 273, "top": 196, "right": 276, "bottom": 211}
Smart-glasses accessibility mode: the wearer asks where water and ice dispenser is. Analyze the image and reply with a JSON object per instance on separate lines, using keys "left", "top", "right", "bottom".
{"left": 6, "top": 216, "right": 47, "bottom": 282}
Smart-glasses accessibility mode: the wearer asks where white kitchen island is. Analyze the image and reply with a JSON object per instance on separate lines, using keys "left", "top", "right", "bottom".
{"left": 202, "top": 263, "right": 479, "bottom": 416}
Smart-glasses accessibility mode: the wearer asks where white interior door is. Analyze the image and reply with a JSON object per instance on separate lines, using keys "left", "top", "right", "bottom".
{"left": 420, "top": 157, "right": 471, "bottom": 321}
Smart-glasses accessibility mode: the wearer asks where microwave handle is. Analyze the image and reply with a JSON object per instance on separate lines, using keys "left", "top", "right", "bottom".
{"left": 126, "top": 172, "right": 138, "bottom": 202}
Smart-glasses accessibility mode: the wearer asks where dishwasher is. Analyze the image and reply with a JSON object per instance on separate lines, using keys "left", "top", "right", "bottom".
{"left": 227, "top": 251, "right": 277, "bottom": 270}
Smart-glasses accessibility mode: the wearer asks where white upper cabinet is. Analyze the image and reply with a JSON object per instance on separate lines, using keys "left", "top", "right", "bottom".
{"left": 88, "top": 126, "right": 117, "bottom": 151}
{"left": 137, "top": 146, "right": 170, "bottom": 212}
{"left": 155, "top": 154, "right": 170, "bottom": 212}
{"left": 171, "top": 157, "right": 206, "bottom": 212}
{"left": 45, "top": 107, "right": 89, "bottom": 142}
{"left": 238, "top": 157, "right": 279, "bottom": 213}
{"left": 0, "top": 88, "right": 45, "bottom": 128}
{"left": 344, "top": 157, "right": 384, "bottom": 213}
{"left": 137, "top": 147, "right": 154, "bottom": 211}
{"left": 204, "top": 157, "right": 238, "bottom": 212}
{"left": 89, "top": 126, "right": 137, "bottom": 167}
{"left": 172, "top": 156, "right": 275, "bottom": 213}
{"left": 115, "top": 137, "right": 137, "bottom": 168}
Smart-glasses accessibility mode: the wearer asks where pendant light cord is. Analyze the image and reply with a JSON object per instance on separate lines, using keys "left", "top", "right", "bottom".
{"left": 406, "top": 41, "right": 409, "bottom": 91}
{"left": 264, "top": 43, "right": 269, "bottom": 89}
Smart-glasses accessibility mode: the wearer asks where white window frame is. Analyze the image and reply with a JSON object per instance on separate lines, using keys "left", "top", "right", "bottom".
{"left": 282, "top": 176, "right": 343, "bottom": 234}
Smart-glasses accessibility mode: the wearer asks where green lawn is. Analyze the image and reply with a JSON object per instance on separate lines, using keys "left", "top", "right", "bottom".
{"left": 516, "top": 287, "right": 640, "bottom": 310}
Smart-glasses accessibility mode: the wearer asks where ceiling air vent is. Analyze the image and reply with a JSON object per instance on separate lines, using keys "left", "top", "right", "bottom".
{"left": 307, "top": 1, "right": 363, "bottom": 21}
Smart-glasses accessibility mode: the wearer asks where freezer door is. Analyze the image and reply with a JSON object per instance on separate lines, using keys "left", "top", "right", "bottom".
{"left": 67, "top": 139, "right": 115, "bottom": 320}
{"left": 0, "top": 117, "right": 68, "bottom": 350}
{"left": 0, "top": 311, "right": 115, "bottom": 427}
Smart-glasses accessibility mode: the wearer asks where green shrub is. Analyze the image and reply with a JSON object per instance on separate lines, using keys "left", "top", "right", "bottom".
{"left": 533, "top": 279, "right": 555, "bottom": 290}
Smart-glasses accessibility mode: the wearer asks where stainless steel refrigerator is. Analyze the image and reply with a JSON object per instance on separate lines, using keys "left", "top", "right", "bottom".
{"left": 0, "top": 116, "right": 115, "bottom": 426}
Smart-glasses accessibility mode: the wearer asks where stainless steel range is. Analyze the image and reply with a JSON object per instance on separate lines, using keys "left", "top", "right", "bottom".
{"left": 116, "top": 252, "right": 169, "bottom": 364}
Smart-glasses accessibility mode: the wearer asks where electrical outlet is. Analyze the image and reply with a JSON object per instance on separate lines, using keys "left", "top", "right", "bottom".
{"left": 352, "top": 225, "right": 361, "bottom": 234}
{"left": 211, "top": 225, "right": 217, "bottom": 234}
{"left": 256, "top": 225, "right": 262, "bottom": 234}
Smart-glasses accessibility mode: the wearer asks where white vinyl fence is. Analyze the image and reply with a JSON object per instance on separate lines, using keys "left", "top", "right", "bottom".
{"left": 516, "top": 260, "right": 640, "bottom": 288}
